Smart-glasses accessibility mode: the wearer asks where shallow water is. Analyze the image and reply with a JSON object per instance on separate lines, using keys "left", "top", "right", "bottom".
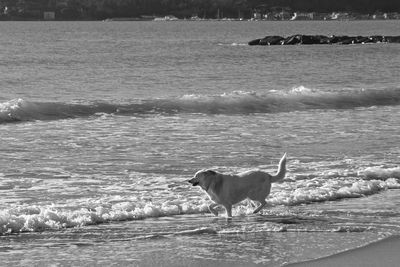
{"left": 1, "top": 20, "right": 400, "bottom": 266}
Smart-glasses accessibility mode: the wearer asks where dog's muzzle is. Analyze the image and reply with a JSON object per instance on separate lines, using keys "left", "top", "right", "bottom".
{"left": 188, "top": 179, "right": 199, "bottom": 186}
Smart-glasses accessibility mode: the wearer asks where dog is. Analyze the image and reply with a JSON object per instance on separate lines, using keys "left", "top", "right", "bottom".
{"left": 188, "top": 153, "right": 286, "bottom": 218}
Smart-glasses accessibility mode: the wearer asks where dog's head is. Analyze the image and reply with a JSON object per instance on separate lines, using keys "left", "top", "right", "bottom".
{"left": 188, "top": 169, "right": 218, "bottom": 191}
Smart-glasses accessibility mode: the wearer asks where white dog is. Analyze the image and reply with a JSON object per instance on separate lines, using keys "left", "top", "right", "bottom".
{"left": 188, "top": 153, "right": 286, "bottom": 218}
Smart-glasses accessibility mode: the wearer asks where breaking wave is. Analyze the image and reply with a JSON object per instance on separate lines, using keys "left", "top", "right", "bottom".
{"left": 360, "top": 167, "right": 400, "bottom": 180}
{"left": 0, "top": 202, "right": 209, "bottom": 235}
{"left": 269, "top": 177, "right": 400, "bottom": 206}
{"left": 1, "top": 167, "right": 399, "bottom": 235}
{"left": 1, "top": 87, "right": 400, "bottom": 123}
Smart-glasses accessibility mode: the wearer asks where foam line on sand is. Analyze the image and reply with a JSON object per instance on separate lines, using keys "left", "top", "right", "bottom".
{"left": 286, "top": 235, "right": 400, "bottom": 267}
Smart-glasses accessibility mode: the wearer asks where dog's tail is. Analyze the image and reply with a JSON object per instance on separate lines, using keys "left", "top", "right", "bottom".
{"left": 271, "top": 153, "right": 287, "bottom": 183}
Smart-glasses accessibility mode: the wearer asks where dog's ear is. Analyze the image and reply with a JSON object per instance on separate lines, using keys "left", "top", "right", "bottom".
{"left": 201, "top": 170, "right": 216, "bottom": 191}
{"left": 204, "top": 170, "right": 217, "bottom": 176}
{"left": 203, "top": 171, "right": 223, "bottom": 193}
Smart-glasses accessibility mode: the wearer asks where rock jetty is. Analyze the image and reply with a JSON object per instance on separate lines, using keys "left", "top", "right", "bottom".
{"left": 248, "top": 35, "right": 400, "bottom": 46}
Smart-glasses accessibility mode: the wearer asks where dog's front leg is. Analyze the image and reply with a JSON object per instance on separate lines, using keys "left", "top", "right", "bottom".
{"left": 208, "top": 203, "right": 219, "bottom": 216}
{"left": 253, "top": 200, "right": 266, "bottom": 214}
{"left": 224, "top": 204, "right": 232, "bottom": 218}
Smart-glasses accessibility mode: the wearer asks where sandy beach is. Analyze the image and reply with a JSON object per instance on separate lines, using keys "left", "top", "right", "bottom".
{"left": 286, "top": 235, "right": 400, "bottom": 267}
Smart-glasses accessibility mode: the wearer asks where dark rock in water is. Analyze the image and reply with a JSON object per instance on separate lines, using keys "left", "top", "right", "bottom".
{"left": 283, "top": 34, "right": 332, "bottom": 45}
{"left": 337, "top": 36, "right": 357, "bottom": 45}
{"left": 371, "top": 35, "right": 385, "bottom": 43}
{"left": 386, "top": 36, "right": 400, "bottom": 43}
{"left": 355, "top": 36, "right": 373, "bottom": 44}
{"left": 329, "top": 35, "right": 349, "bottom": 44}
{"left": 298, "top": 35, "right": 314, "bottom": 44}
{"left": 248, "top": 34, "right": 400, "bottom": 46}
{"left": 301, "top": 35, "right": 330, "bottom": 44}
{"left": 318, "top": 35, "right": 332, "bottom": 44}
{"left": 282, "top": 35, "right": 302, "bottom": 45}
{"left": 248, "top": 38, "right": 261, "bottom": 46}
{"left": 259, "top": 35, "right": 284, "bottom": 45}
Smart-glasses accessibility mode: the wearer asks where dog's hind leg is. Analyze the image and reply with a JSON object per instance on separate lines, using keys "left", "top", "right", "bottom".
{"left": 208, "top": 203, "right": 219, "bottom": 216}
{"left": 253, "top": 200, "right": 266, "bottom": 214}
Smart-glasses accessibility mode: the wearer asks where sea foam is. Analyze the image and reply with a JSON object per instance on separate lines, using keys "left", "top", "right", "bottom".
{"left": 360, "top": 167, "right": 400, "bottom": 180}
{"left": 0, "top": 200, "right": 210, "bottom": 235}
{"left": 1, "top": 161, "right": 399, "bottom": 235}
{"left": 268, "top": 165, "right": 400, "bottom": 207}
{"left": 1, "top": 173, "right": 398, "bottom": 235}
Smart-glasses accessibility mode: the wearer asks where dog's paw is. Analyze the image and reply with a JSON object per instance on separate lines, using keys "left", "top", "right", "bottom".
{"left": 210, "top": 210, "right": 219, "bottom": 216}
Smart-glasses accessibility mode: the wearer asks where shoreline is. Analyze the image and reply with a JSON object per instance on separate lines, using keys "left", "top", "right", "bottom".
{"left": 285, "top": 235, "right": 400, "bottom": 267}
{"left": 1, "top": 17, "right": 400, "bottom": 22}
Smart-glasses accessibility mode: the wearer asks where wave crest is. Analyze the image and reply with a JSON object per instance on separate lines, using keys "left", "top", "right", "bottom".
{"left": 1, "top": 88, "right": 400, "bottom": 123}
{"left": 0, "top": 98, "right": 119, "bottom": 123}
{"left": 1, "top": 172, "right": 398, "bottom": 235}
{"left": 0, "top": 201, "right": 209, "bottom": 235}
{"left": 360, "top": 167, "right": 400, "bottom": 180}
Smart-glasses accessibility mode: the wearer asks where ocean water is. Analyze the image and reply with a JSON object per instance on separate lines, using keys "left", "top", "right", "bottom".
{"left": 1, "top": 20, "right": 400, "bottom": 266}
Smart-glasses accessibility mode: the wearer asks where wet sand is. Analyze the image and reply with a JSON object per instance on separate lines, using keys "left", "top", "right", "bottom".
{"left": 286, "top": 235, "right": 400, "bottom": 267}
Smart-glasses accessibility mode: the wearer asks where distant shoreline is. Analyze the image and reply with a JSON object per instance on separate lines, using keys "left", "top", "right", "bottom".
{"left": 0, "top": 17, "right": 399, "bottom": 22}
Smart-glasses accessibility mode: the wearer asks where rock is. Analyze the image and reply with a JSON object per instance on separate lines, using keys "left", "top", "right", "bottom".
{"left": 386, "top": 36, "right": 400, "bottom": 43}
{"left": 248, "top": 38, "right": 261, "bottom": 45}
{"left": 248, "top": 34, "right": 400, "bottom": 46}
{"left": 301, "top": 35, "right": 329, "bottom": 44}
{"left": 354, "top": 36, "right": 372, "bottom": 44}
{"left": 370, "top": 35, "right": 385, "bottom": 43}
{"left": 338, "top": 36, "right": 358, "bottom": 45}
{"left": 298, "top": 35, "right": 314, "bottom": 44}
{"left": 314, "top": 35, "right": 331, "bottom": 44}
{"left": 282, "top": 35, "right": 302, "bottom": 45}
{"left": 259, "top": 35, "right": 284, "bottom": 45}
{"left": 329, "top": 35, "right": 348, "bottom": 44}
